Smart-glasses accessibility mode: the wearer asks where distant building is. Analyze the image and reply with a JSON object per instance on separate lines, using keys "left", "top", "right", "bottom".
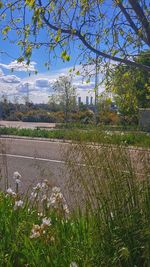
{"left": 78, "top": 96, "right": 81, "bottom": 105}
{"left": 0, "top": 104, "right": 3, "bottom": 119}
{"left": 86, "top": 96, "right": 89, "bottom": 105}
{"left": 139, "top": 108, "right": 150, "bottom": 131}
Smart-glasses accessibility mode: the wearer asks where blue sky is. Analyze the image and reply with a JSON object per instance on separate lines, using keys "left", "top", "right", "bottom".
{"left": 0, "top": 37, "right": 103, "bottom": 103}
{"left": 0, "top": 1, "right": 106, "bottom": 103}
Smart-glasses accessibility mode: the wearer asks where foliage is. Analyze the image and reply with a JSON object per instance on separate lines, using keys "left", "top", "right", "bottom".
{"left": 51, "top": 76, "right": 76, "bottom": 122}
{"left": 1, "top": 145, "right": 150, "bottom": 266}
{"left": 1, "top": 126, "right": 150, "bottom": 147}
{"left": 110, "top": 50, "right": 150, "bottom": 119}
{"left": 0, "top": 1, "right": 150, "bottom": 72}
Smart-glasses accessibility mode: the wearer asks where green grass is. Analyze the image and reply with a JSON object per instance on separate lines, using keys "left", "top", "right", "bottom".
{"left": 0, "top": 126, "right": 150, "bottom": 147}
{"left": 56, "top": 122, "right": 140, "bottom": 131}
{"left": 0, "top": 144, "right": 150, "bottom": 266}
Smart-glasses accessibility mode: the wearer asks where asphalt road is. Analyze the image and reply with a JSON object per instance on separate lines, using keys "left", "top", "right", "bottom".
{"left": 0, "top": 137, "right": 149, "bottom": 205}
{"left": 0, "top": 120, "right": 56, "bottom": 129}
{"left": 0, "top": 137, "right": 74, "bottom": 200}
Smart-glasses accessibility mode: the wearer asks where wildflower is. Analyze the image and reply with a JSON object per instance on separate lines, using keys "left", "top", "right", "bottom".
{"left": 6, "top": 188, "right": 16, "bottom": 197}
{"left": 38, "top": 212, "right": 43, "bottom": 217}
{"left": 47, "top": 186, "right": 70, "bottom": 216}
{"left": 110, "top": 212, "right": 114, "bottom": 219}
{"left": 30, "top": 224, "right": 41, "bottom": 239}
{"left": 41, "top": 217, "right": 51, "bottom": 227}
{"left": 30, "top": 218, "right": 51, "bottom": 239}
{"left": 48, "top": 195, "right": 56, "bottom": 206}
{"left": 33, "top": 182, "right": 42, "bottom": 191}
{"left": 105, "top": 131, "right": 113, "bottom": 136}
{"left": 41, "top": 182, "right": 48, "bottom": 189}
{"left": 13, "top": 171, "right": 21, "bottom": 180}
{"left": 14, "top": 200, "right": 23, "bottom": 210}
{"left": 63, "top": 203, "right": 70, "bottom": 214}
{"left": 30, "top": 192, "right": 38, "bottom": 199}
{"left": 50, "top": 236, "right": 55, "bottom": 242}
{"left": 52, "top": 186, "right": 61, "bottom": 194}
{"left": 41, "top": 194, "right": 47, "bottom": 202}
{"left": 13, "top": 171, "right": 22, "bottom": 184}
{"left": 70, "top": 262, "right": 78, "bottom": 267}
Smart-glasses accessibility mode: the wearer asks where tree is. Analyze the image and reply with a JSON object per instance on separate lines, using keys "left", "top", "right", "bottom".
{"left": 0, "top": 94, "right": 10, "bottom": 119}
{"left": 51, "top": 76, "right": 76, "bottom": 122}
{"left": 0, "top": 0, "right": 150, "bottom": 72}
{"left": 110, "top": 50, "right": 150, "bottom": 121}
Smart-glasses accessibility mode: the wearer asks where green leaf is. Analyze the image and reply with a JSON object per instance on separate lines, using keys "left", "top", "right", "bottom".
{"left": 61, "top": 50, "right": 70, "bottom": 61}
{"left": 2, "top": 25, "right": 11, "bottom": 35}
{"left": 25, "top": 0, "right": 35, "bottom": 7}
{"left": 76, "top": 71, "right": 80, "bottom": 75}
{"left": 65, "top": 55, "right": 70, "bottom": 61}
{"left": 17, "top": 56, "right": 24, "bottom": 63}
{"left": 25, "top": 45, "right": 32, "bottom": 57}
{"left": 0, "top": 1, "right": 3, "bottom": 9}
{"left": 54, "top": 35, "right": 60, "bottom": 42}
{"left": 112, "top": 50, "right": 118, "bottom": 56}
{"left": 61, "top": 50, "right": 67, "bottom": 58}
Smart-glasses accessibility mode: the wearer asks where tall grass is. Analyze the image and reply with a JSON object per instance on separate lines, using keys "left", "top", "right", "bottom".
{"left": 0, "top": 137, "right": 150, "bottom": 266}
{"left": 66, "top": 142, "right": 150, "bottom": 266}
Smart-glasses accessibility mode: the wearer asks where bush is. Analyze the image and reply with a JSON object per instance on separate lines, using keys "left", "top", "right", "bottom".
{"left": 99, "top": 111, "right": 119, "bottom": 124}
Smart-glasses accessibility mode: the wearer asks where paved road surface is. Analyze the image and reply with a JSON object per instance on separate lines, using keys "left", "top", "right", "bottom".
{"left": 0, "top": 137, "right": 149, "bottom": 205}
{"left": 0, "top": 120, "right": 56, "bottom": 129}
{"left": 0, "top": 137, "right": 74, "bottom": 201}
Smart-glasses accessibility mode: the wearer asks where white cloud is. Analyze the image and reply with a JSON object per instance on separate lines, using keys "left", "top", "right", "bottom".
{"left": 35, "top": 79, "right": 51, "bottom": 88}
{"left": 20, "top": 65, "right": 105, "bottom": 103}
{"left": 0, "top": 72, "right": 21, "bottom": 99}
{"left": 0, "top": 75, "right": 20, "bottom": 84}
{"left": 0, "top": 60, "right": 36, "bottom": 72}
{"left": 0, "top": 64, "right": 105, "bottom": 103}
{"left": 0, "top": 68, "right": 4, "bottom": 76}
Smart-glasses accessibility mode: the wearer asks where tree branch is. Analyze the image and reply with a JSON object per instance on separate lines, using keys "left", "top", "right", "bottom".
{"left": 117, "top": 1, "right": 149, "bottom": 45}
{"left": 39, "top": 4, "right": 150, "bottom": 72}
{"left": 128, "top": 0, "right": 150, "bottom": 45}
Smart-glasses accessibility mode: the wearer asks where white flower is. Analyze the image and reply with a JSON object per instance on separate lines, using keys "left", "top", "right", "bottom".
{"left": 30, "top": 192, "right": 38, "bottom": 199}
{"left": 41, "top": 194, "right": 47, "bottom": 202}
{"left": 70, "top": 262, "right": 78, "bottom": 267}
{"left": 41, "top": 217, "right": 51, "bottom": 227}
{"left": 13, "top": 171, "right": 21, "bottom": 180}
{"left": 14, "top": 200, "right": 23, "bottom": 210}
{"left": 110, "top": 212, "right": 114, "bottom": 219}
{"left": 63, "top": 204, "right": 70, "bottom": 214}
{"left": 52, "top": 186, "right": 61, "bottom": 193}
{"left": 15, "top": 178, "right": 21, "bottom": 184}
{"left": 13, "top": 171, "right": 21, "bottom": 185}
{"left": 6, "top": 188, "right": 16, "bottom": 196}
{"left": 41, "top": 182, "right": 48, "bottom": 189}
{"left": 33, "top": 182, "right": 42, "bottom": 191}
{"left": 48, "top": 195, "right": 56, "bottom": 206}
{"left": 30, "top": 224, "right": 41, "bottom": 239}
{"left": 38, "top": 212, "right": 43, "bottom": 217}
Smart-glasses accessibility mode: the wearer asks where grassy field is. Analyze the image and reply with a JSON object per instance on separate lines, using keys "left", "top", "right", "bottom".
{"left": 0, "top": 126, "right": 150, "bottom": 147}
{"left": 0, "top": 144, "right": 150, "bottom": 266}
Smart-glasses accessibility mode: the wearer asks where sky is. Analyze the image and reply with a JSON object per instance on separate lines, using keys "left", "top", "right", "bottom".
{"left": 0, "top": 35, "right": 105, "bottom": 104}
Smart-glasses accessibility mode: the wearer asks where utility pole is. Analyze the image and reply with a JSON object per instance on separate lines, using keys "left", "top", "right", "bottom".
{"left": 94, "top": 52, "right": 99, "bottom": 124}
{"left": 26, "top": 82, "right": 30, "bottom": 104}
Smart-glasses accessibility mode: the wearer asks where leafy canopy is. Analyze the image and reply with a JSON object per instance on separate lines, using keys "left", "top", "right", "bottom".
{"left": 110, "top": 50, "right": 150, "bottom": 118}
{"left": 0, "top": 0, "right": 150, "bottom": 72}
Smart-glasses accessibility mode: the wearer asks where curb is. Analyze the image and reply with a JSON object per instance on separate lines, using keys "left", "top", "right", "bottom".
{"left": 0, "top": 134, "right": 72, "bottom": 144}
{"left": 0, "top": 135, "right": 150, "bottom": 152}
